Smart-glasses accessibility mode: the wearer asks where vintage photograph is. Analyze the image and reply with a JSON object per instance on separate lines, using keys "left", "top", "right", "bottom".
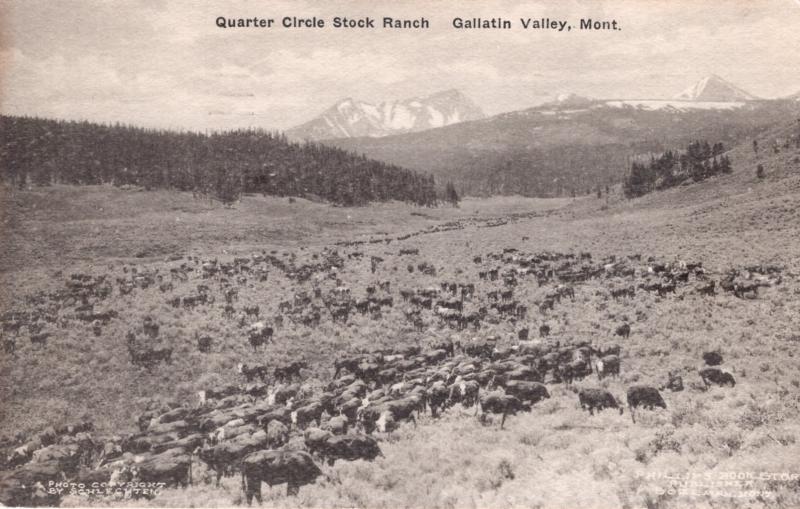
{"left": 1, "top": 0, "right": 799, "bottom": 507}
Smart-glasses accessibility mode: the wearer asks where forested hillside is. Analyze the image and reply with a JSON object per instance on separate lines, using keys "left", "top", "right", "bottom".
{"left": 0, "top": 116, "right": 438, "bottom": 206}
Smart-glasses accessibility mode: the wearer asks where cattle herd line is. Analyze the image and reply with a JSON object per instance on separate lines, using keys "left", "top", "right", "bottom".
{"left": 0, "top": 235, "right": 789, "bottom": 506}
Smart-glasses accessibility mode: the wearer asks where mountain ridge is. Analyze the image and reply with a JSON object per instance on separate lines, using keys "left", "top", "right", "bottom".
{"left": 286, "top": 89, "right": 485, "bottom": 141}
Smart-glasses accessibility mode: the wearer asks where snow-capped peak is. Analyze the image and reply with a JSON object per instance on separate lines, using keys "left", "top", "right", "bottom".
{"left": 674, "top": 74, "right": 757, "bottom": 101}
{"left": 287, "top": 89, "right": 485, "bottom": 141}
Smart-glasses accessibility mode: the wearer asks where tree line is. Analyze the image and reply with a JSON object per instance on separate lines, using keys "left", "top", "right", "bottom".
{"left": 623, "top": 141, "right": 732, "bottom": 198}
{"left": 0, "top": 115, "right": 440, "bottom": 206}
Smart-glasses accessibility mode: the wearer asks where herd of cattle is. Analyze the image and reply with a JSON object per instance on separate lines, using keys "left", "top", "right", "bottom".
{"left": 0, "top": 241, "right": 784, "bottom": 506}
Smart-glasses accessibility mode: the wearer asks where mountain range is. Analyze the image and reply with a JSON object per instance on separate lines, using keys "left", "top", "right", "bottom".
{"left": 286, "top": 89, "right": 485, "bottom": 141}
{"left": 287, "top": 76, "right": 798, "bottom": 197}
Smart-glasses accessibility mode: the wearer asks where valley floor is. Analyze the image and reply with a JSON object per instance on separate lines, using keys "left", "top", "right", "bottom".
{"left": 2, "top": 146, "right": 800, "bottom": 508}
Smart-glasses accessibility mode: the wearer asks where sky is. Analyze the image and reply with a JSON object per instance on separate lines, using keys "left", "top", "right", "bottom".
{"left": 1, "top": 0, "right": 799, "bottom": 131}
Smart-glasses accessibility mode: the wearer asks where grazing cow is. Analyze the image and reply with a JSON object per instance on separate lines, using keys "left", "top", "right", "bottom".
{"left": 303, "top": 428, "right": 333, "bottom": 457}
{"left": 238, "top": 363, "right": 269, "bottom": 383}
{"left": 699, "top": 368, "right": 736, "bottom": 388}
{"left": 702, "top": 351, "right": 723, "bottom": 366}
{"left": 626, "top": 386, "right": 666, "bottom": 423}
{"left": 29, "top": 332, "right": 50, "bottom": 348}
{"left": 0, "top": 460, "right": 64, "bottom": 507}
{"left": 274, "top": 361, "right": 307, "bottom": 382}
{"left": 595, "top": 355, "right": 621, "bottom": 380}
{"left": 503, "top": 381, "right": 549, "bottom": 406}
{"left": 199, "top": 431, "right": 268, "bottom": 487}
{"left": 241, "top": 450, "right": 322, "bottom": 502}
{"left": 478, "top": 391, "right": 528, "bottom": 429}
{"left": 578, "top": 389, "right": 623, "bottom": 415}
{"left": 316, "top": 434, "right": 382, "bottom": 465}
{"left": 247, "top": 322, "right": 273, "bottom": 352}
{"left": 131, "top": 450, "right": 192, "bottom": 488}
{"left": 615, "top": 323, "right": 631, "bottom": 338}
{"left": 291, "top": 402, "right": 324, "bottom": 429}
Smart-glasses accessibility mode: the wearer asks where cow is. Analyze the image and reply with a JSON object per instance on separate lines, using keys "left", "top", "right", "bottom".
{"left": 0, "top": 460, "right": 64, "bottom": 507}
{"left": 196, "top": 334, "right": 213, "bottom": 353}
{"left": 29, "top": 332, "right": 50, "bottom": 348}
{"left": 478, "top": 391, "right": 528, "bottom": 429}
{"left": 265, "top": 421, "right": 289, "bottom": 449}
{"left": 626, "top": 386, "right": 666, "bottom": 423}
{"left": 291, "top": 402, "right": 324, "bottom": 429}
{"left": 595, "top": 355, "right": 621, "bottom": 380}
{"left": 323, "top": 416, "right": 349, "bottom": 435}
{"left": 503, "top": 381, "right": 549, "bottom": 406}
{"left": 237, "top": 363, "right": 269, "bottom": 383}
{"left": 130, "top": 450, "right": 192, "bottom": 488}
{"left": 702, "top": 351, "right": 723, "bottom": 366}
{"left": 699, "top": 368, "right": 736, "bottom": 388}
{"left": 448, "top": 379, "right": 480, "bottom": 409}
{"left": 615, "top": 323, "right": 631, "bottom": 338}
{"left": 426, "top": 381, "right": 449, "bottom": 417}
{"left": 578, "top": 389, "right": 623, "bottom": 415}
{"left": 247, "top": 322, "right": 273, "bottom": 352}
{"left": 274, "top": 361, "right": 307, "bottom": 382}
{"left": 539, "top": 324, "right": 550, "bottom": 337}
{"left": 198, "top": 431, "right": 268, "bottom": 487}
{"left": 316, "top": 434, "right": 382, "bottom": 466}
{"left": 266, "top": 384, "right": 300, "bottom": 407}
{"left": 557, "top": 359, "right": 592, "bottom": 384}
{"left": 241, "top": 450, "right": 323, "bottom": 502}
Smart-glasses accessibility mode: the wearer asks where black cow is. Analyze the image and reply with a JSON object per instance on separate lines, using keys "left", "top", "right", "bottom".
{"left": 238, "top": 363, "right": 269, "bottom": 383}
{"left": 316, "top": 434, "right": 382, "bottom": 466}
{"left": 626, "top": 386, "right": 666, "bottom": 423}
{"left": 196, "top": 334, "right": 213, "bottom": 353}
{"left": 478, "top": 391, "right": 528, "bottom": 429}
{"left": 503, "top": 381, "right": 549, "bottom": 406}
{"left": 426, "top": 381, "right": 449, "bottom": 417}
{"left": 131, "top": 450, "right": 192, "bottom": 488}
{"left": 702, "top": 351, "right": 723, "bottom": 366}
{"left": 578, "top": 389, "right": 623, "bottom": 415}
{"left": 699, "top": 368, "right": 736, "bottom": 388}
{"left": 615, "top": 323, "right": 631, "bottom": 338}
{"left": 241, "top": 450, "right": 322, "bottom": 502}
{"left": 275, "top": 361, "right": 307, "bottom": 382}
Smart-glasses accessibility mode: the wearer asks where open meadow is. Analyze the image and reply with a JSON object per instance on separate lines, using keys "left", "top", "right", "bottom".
{"left": 1, "top": 130, "right": 800, "bottom": 509}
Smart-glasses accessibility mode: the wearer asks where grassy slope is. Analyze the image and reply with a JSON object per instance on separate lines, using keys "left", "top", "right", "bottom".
{"left": 3, "top": 123, "right": 800, "bottom": 508}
